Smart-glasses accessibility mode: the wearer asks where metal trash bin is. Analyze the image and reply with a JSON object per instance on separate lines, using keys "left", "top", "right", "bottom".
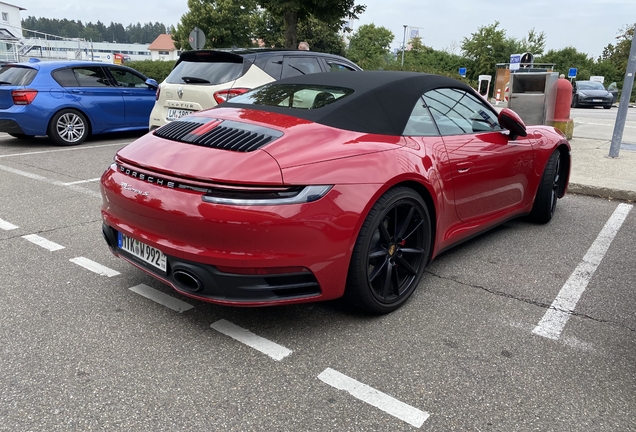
{"left": 508, "top": 72, "right": 558, "bottom": 125}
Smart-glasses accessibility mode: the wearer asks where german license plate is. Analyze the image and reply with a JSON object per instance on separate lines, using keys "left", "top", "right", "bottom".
{"left": 592, "top": 99, "right": 602, "bottom": 102}
{"left": 166, "top": 108, "right": 194, "bottom": 121}
{"left": 118, "top": 232, "right": 167, "bottom": 273}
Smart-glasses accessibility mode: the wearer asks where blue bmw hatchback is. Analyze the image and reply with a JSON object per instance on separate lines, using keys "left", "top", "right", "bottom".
{"left": 0, "top": 59, "right": 158, "bottom": 145}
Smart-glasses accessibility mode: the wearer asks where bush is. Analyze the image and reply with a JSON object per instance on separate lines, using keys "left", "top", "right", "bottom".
{"left": 125, "top": 60, "right": 175, "bottom": 82}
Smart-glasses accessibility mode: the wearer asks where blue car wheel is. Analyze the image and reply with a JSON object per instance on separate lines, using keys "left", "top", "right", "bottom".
{"left": 48, "top": 109, "right": 89, "bottom": 146}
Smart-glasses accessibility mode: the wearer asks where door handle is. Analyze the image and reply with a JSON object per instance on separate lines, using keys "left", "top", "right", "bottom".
{"left": 456, "top": 162, "right": 473, "bottom": 173}
{"left": 71, "top": 89, "right": 84, "bottom": 94}
{"left": 122, "top": 90, "right": 132, "bottom": 95}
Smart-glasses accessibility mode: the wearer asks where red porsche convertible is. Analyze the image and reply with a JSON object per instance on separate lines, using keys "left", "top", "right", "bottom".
{"left": 100, "top": 71, "right": 570, "bottom": 314}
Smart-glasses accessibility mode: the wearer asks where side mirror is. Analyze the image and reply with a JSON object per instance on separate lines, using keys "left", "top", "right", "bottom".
{"left": 498, "top": 108, "right": 527, "bottom": 140}
{"left": 146, "top": 78, "right": 159, "bottom": 90}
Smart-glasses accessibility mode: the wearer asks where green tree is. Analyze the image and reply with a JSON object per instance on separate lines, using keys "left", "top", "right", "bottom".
{"left": 396, "top": 38, "right": 473, "bottom": 78}
{"left": 599, "top": 24, "right": 635, "bottom": 101}
{"left": 171, "top": 0, "right": 260, "bottom": 49}
{"left": 258, "top": 0, "right": 365, "bottom": 49}
{"left": 346, "top": 23, "right": 393, "bottom": 70}
{"left": 537, "top": 47, "right": 594, "bottom": 79}
{"left": 460, "top": 21, "right": 509, "bottom": 80}
{"left": 461, "top": 21, "right": 547, "bottom": 80}
{"left": 516, "top": 28, "right": 546, "bottom": 57}
{"left": 255, "top": 11, "right": 346, "bottom": 55}
{"left": 81, "top": 27, "right": 102, "bottom": 42}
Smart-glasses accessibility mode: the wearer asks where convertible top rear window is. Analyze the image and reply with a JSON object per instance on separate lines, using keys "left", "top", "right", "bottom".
{"left": 229, "top": 84, "right": 354, "bottom": 110}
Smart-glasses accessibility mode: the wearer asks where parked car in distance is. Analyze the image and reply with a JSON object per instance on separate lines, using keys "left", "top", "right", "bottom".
{"left": 148, "top": 49, "right": 362, "bottom": 130}
{"left": 101, "top": 71, "right": 571, "bottom": 314}
{"left": 0, "top": 59, "right": 158, "bottom": 145}
{"left": 572, "top": 80, "right": 614, "bottom": 109}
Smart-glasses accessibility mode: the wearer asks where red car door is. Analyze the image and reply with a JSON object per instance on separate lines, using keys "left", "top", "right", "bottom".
{"left": 423, "top": 88, "right": 535, "bottom": 223}
{"left": 441, "top": 131, "right": 534, "bottom": 222}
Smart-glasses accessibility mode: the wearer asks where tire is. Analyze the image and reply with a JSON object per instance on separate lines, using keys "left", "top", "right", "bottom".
{"left": 530, "top": 150, "right": 562, "bottom": 224}
{"left": 344, "top": 187, "right": 431, "bottom": 314}
{"left": 47, "top": 109, "right": 88, "bottom": 146}
{"left": 571, "top": 95, "right": 579, "bottom": 108}
{"left": 604, "top": 104, "right": 612, "bottom": 109}
{"left": 9, "top": 133, "right": 34, "bottom": 139}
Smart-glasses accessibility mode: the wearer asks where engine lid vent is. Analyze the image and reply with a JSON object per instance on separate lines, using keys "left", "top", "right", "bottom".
{"left": 154, "top": 118, "right": 283, "bottom": 152}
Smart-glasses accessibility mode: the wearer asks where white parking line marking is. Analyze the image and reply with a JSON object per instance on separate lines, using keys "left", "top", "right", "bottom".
{"left": 0, "top": 218, "right": 18, "bottom": 230}
{"left": 318, "top": 368, "right": 429, "bottom": 428}
{"left": 129, "top": 284, "right": 193, "bottom": 313}
{"left": 533, "top": 203, "right": 633, "bottom": 340}
{"left": 576, "top": 121, "right": 636, "bottom": 128}
{"left": 0, "top": 164, "right": 101, "bottom": 198}
{"left": 62, "top": 177, "right": 102, "bottom": 185}
{"left": 210, "top": 319, "right": 292, "bottom": 361}
{"left": 22, "top": 234, "right": 65, "bottom": 251}
{"left": 70, "top": 257, "right": 120, "bottom": 277}
{"left": 0, "top": 142, "right": 126, "bottom": 158}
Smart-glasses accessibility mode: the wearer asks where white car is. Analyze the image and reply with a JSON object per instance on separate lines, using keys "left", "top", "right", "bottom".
{"left": 149, "top": 49, "right": 362, "bottom": 130}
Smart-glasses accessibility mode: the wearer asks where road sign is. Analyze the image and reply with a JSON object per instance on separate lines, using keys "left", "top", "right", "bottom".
{"left": 189, "top": 27, "right": 206, "bottom": 50}
{"left": 458, "top": 67, "right": 466, "bottom": 77}
{"left": 568, "top": 68, "right": 577, "bottom": 78}
{"left": 510, "top": 54, "right": 521, "bottom": 71}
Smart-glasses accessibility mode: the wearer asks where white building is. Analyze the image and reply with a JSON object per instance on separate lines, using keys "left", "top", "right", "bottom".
{"left": 0, "top": 1, "right": 179, "bottom": 64}
{"left": 0, "top": 1, "right": 25, "bottom": 62}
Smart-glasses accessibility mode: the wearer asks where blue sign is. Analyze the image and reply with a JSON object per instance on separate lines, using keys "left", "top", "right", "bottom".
{"left": 509, "top": 54, "right": 521, "bottom": 71}
{"left": 458, "top": 67, "right": 467, "bottom": 77}
{"left": 568, "top": 67, "right": 577, "bottom": 78}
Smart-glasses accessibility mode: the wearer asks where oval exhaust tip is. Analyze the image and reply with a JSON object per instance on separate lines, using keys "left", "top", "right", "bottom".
{"left": 173, "top": 270, "right": 203, "bottom": 292}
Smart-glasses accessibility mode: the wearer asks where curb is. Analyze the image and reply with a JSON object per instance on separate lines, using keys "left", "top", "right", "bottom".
{"left": 568, "top": 183, "right": 636, "bottom": 202}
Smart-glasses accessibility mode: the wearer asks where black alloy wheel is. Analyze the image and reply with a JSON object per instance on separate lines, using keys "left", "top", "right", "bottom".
{"left": 530, "top": 150, "right": 562, "bottom": 224}
{"left": 345, "top": 187, "right": 431, "bottom": 314}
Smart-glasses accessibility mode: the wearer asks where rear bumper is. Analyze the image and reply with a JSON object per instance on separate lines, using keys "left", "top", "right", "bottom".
{"left": 102, "top": 223, "right": 322, "bottom": 304}
{"left": 99, "top": 165, "right": 377, "bottom": 306}
{"left": 0, "top": 119, "right": 25, "bottom": 134}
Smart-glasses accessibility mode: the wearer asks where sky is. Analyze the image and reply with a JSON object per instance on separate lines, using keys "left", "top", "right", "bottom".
{"left": 15, "top": 0, "right": 636, "bottom": 58}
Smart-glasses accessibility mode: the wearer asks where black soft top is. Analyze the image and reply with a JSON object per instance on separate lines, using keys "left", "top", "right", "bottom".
{"left": 222, "top": 71, "right": 481, "bottom": 136}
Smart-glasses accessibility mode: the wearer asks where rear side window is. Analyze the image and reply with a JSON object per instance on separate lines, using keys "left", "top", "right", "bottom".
{"left": 230, "top": 84, "right": 353, "bottom": 110}
{"left": 109, "top": 67, "right": 147, "bottom": 87}
{"left": 424, "top": 88, "right": 501, "bottom": 135}
{"left": 403, "top": 98, "right": 439, "bottom": 136}
{"left": 326, "top": 61, "right": 357, "bottom": 72}
{"left": 52, "top": 68, "right": 79, "bottom": 87}
{"left": 73, "top": 67, "right": 112, "bottom": 87}
{"left": 0, "top": 66, "right": 37, "bottom": 86}
{"left": 282, "top": 57, "right": 322, "bottom": 78}
{"left": 259, "top": 55, "right": 283, "bottom": 79}
{"left": 166, "top": 51, "right": 248, "bottom": 85}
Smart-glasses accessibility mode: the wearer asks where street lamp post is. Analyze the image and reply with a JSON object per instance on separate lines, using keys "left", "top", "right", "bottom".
{"left": 401, "top": 25, "right": 407, "bottom": 69}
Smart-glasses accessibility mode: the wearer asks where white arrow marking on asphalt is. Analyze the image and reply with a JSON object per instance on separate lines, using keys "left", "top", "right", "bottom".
{"left": 533, "top": 203, "right": 633, "bottom": 340}
{"left": 318, "top": 368, "right": 429, "bottom": 428}
{"left": 210, "top": 319, "right": 292, "bottom": 361}
{"left": 129, "top": 284, "right": 193, "bottom": 313}
{"left": 0, "top": 217, "right": 18, "bottom": 230}
{"left": 22, "top": 234, "right": 65, "bottom": 251}
{"left": 70, "top": 257, "right": 120, "bottom": 277}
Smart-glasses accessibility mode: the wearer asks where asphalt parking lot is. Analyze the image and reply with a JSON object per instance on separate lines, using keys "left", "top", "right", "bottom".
{"left": 0, "top": 126, "right": 634, "bottom": 430}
